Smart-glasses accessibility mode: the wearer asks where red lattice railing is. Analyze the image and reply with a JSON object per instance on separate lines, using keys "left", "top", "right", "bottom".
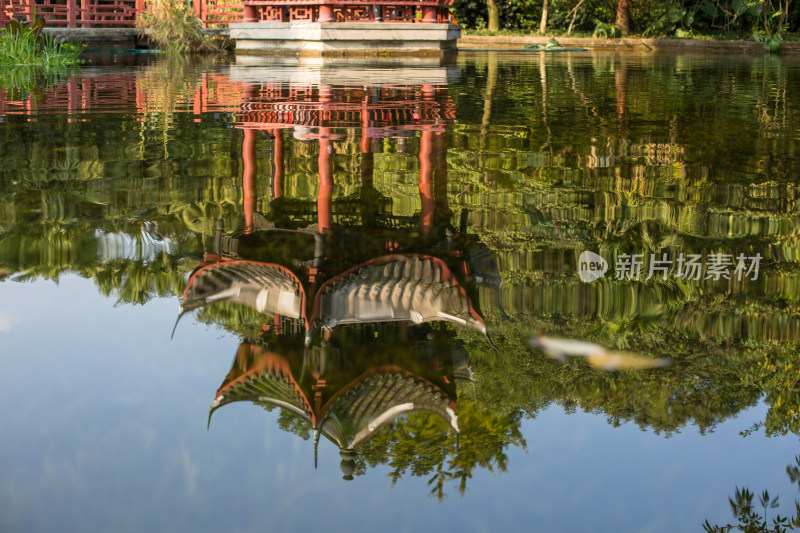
{"left": 193, "top": 0, "right": 241, "bottom": 26}
{"left": 0, "top": 0, "right": 452, "bottom": 26}
{"left": 0, "top": 72, "right": 244, "bottom": 117}
{"left": 0, "top": 74, "right": 454, "bottom": 134}
{"left": 0, "top": 0, "right": 239, "bottom": 27}
{"left": 244, "top": 0, "right": 452, "bottom": 23}
{"left": 1, "top": 0, "right": 144, "bottom": 27}
{"left": 236, "top": 84, "right": 455, "bottom": 131}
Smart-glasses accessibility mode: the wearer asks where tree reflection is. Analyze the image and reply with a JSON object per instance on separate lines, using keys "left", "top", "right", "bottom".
{"left": 704, "top": 456, "right": 800, "bottom": 532}
{"left": 2, "top": 55, "right": 800, "bottom": 498}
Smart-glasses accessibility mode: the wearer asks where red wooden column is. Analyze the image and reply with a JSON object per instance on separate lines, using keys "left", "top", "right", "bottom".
{"left": 67, "top": 0, "right": 77, "bottom": 28}
{"left": 272, "top": 128, "right": 284, "bottom": 199}
{"left": 81, "top": 0, "right": 90, "bottom": 28}
{"left": 193, "top": 0, "right": 206, "bottom": 23}
{"left": 242, "top": 129, "right": 258, "bottom": 234}
{"left": 243, "top": 3, "right": 258, "bottom": 22}
{"left": 422, "top": 5, "right": 438, "bottom": 22}
{"left": 318, "top": 4, "right": 334, "bottom": 22}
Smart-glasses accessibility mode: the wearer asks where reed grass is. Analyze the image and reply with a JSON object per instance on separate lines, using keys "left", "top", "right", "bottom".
{"left": 0, "top": 19, "right": 82, "bottom": 67}
{"left": 135, "top": 0, "right": 222, "bottom": 54}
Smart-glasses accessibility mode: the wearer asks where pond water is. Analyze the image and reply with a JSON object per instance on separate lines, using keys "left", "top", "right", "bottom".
{"left": 1, "top": 50, "right": 800, "bottom": 532}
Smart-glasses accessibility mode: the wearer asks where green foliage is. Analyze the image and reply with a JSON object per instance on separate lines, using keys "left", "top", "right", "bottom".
{"left": 452, "top": 0, "right": 799, "bottom": 38}
{"left": 3, "top": 56, "right": 800, "bottom": 495}
{"left": 763, "top": 31, "right": 784, "bottom": 52}
{"left": 593, "top": 20, "right": 621, "bottom": 37}
{"left": 704, "top": 459, "right": 800, "bottom": 532}
{"left": 135, "top": 0, "right": 221, "bottom": 54}
{"left": 453, "top": 0, "right": 606, "bottom": 32}
{"left": 0, "top": 19, "right": 80, "bottom": 105}
{"left": 0, "top": 66, "right": 71, "bottom": 101}
{"left": 0, "top": 18, "right": 81, "bottom": 68}
{"left": 643, "top": 3, "right": 691, "bottom": 36}
{"left": 355, "top": 403, "right": 526, "bottom": 500}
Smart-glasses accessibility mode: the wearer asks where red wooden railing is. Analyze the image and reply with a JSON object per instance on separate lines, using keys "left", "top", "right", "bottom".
{"left": 243, "top": 0, "right": 453, "bottom": 23}
{"left": 0, "top": 0, "right": 145, "bottom": 26}
{"left": 192, "top": 0, "right": 241, "bottom": 25}
{"left": 0, "top": 73, "right": 454, "bottom": 131}
{"left": 236, "top": 83, "right": 455, "bottom": 131}
{"left": 0, "top": 0, "right": 452, "bottom": 27}
{"left": 0, "top": 72, "right": 242, "bottom": 117}
{"left": 0, "top": 0, "right": 237, "bottom": 27}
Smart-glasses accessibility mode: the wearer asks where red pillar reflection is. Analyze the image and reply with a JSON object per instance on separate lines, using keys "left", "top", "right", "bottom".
{"left": 434, "top": 130, "right": 448, "bottom": 213}
{"left": 361, "top": 90, "right": 372, "bottom": 154}
{"left": 419, "top": 129, "right": 434, "bottom": 241}
{"left": 318, "top": 140, "right": 333, "bottom": 233}
{"left": 318, "top": 85, "right": 334, "bottom": 233}
{"left": 273, "top": 128, "right": 284, "bottom": 199}
{"left": 360, "top": 103, "right": 373, "bottom": 189}
{"left": 242, "top": 129, "right": 258, "bottom": 234}
{"left": 68, "top": 76, "right": 79, "bottom": 123}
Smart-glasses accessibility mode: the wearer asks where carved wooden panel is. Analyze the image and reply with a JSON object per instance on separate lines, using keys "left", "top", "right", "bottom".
{"left": 259, "top": 5, "right": 284, "bottom": 20}
{"left": 337, "top": 5, "right": 372, "bottom": 20}
{"left": 287, "top": 5, "right": 315, "bottom": 20}
{"left": 381, "top": 4, "right": 412, "bottom": 21}
{"left": 79, "top": 0, "right": 136, "bottom": 26}
{"left": 1, "top": 0, "right": 71, "bottom": 26}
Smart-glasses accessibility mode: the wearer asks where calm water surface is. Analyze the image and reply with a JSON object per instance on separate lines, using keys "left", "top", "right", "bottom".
{"left": 1, "top": 51, "right": 800, "bottom": 532}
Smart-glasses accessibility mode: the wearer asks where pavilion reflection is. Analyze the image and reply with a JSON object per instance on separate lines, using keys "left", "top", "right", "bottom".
{"left": 177, "top": 76, "right": 501, "bottom": 342}
{"left": 210, "top": 323, "right": 471, "bottom": 479}
{"left": 176, "top": 77, "right": 503, "bottom": 479}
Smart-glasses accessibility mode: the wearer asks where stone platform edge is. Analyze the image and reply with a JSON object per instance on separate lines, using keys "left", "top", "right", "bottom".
{"left": 230, "top": 22, "right": 460, "bottom": 57}
{"left": 42, "top": 27, "right": 229, "bottom": 50}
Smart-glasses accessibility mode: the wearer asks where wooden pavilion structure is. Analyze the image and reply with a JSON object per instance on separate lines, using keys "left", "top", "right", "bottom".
{"left": 0, "top": 0, "right": 452, "bottom": 26}
{"left": 0, "top": 0, "right": 241, "bottom": 27}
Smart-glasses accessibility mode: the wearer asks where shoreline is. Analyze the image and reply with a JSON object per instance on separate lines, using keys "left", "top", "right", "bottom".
{"left": 42, "top": 28, "right": 800, "bottom": 54}
{"left": 457, "top": 34, "right": 800, "bottom": 53}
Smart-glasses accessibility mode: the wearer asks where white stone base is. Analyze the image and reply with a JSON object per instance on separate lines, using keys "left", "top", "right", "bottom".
{"left": 230, "top": 56, "right": 461, "bottom": 85}
{"left": 230, "top": 22, "right": 460, "bottom": 56}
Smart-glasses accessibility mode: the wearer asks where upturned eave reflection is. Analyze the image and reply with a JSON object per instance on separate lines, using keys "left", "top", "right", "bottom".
{"left": 208, "top": 323, "right": 467, "bottom": 478}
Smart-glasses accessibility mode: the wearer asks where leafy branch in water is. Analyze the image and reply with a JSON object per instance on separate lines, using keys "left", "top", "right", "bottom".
{"left": 704, "top": 457, "right": 800, "bottom": 532}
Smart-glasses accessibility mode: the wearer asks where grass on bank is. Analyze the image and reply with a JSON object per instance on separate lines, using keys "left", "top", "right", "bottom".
{"left": 0, "top": 18, "right": 82, "bottom": 67}
{"left": 462, "top": 25, "right": 797, "bottom": 52}
{"left": 0, "top": 18, "right": 82, "bottom": 96}
{"left": 463, "top": 27, "right": 799, "bottom": 41}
